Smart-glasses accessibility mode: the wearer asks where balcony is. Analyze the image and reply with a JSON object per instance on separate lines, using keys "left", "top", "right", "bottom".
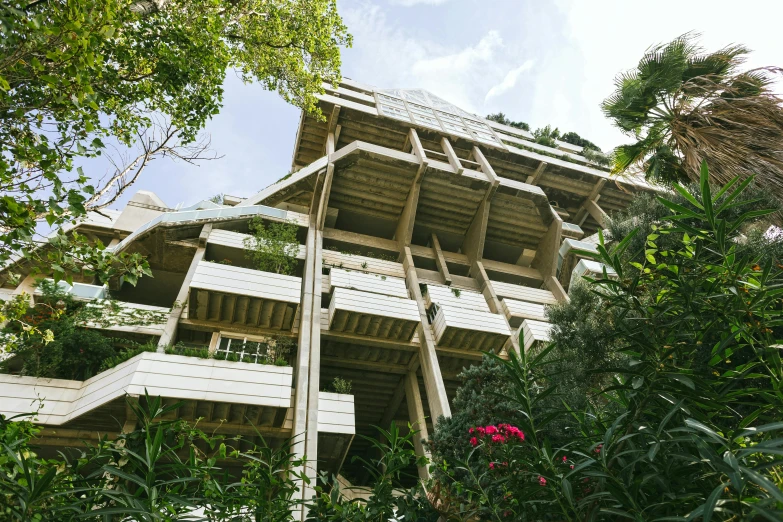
{"left": 0, "top": 352, "right": 293, "bottom": 429}
{"left": 491, "top": 281, "right": 558, "bottom": 305}
{"left": 188, "top": 261, "right": 300, "bottom": 330}
{"left": 501, "top": 298, "right": 547, "bottom": 328}
{"left": 34, "top": 281, "right": 169, "bottom": 336}
{"left": 422, "top": 283, "right": 510, "bottom": 352}
{"left": 327, "top": 287, "right": 420, "bottom": 341}
{"left": 430, "top": 304, "right": 510, "bottom": 353}
{"left": 519, "top": 319, "right": 552, "bottom": 351}
{"left": 318, "top": 392, "right": 356, "bottom": 474}
{"left": 329, "top": 268, "right": 409, "bottom": 298}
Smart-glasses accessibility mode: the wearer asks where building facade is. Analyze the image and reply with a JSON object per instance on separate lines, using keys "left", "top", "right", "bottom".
{"left": 0, "top": 79, "right": 651, "bottom": 511}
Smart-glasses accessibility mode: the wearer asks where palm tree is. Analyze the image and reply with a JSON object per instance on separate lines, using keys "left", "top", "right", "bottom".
{"left": 602, "top": 33, "right": 783, "bottom": 196}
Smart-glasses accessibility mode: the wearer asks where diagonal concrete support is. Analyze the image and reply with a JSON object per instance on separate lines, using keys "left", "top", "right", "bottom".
{"left": 402, "top": 247, "right": 451, "bottom": 422}
{"left": 405, "top": 371, "right": 431, "bottom": 481}
{"left": 157, "top": 224, "right": 211, "bottom": 350}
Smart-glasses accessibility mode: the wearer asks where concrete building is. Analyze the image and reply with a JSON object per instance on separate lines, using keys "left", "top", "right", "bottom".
{"left": 0, "top": 79, "right": 652, "bottom": 507}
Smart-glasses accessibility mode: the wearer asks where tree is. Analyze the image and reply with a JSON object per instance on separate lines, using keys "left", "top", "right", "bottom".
{"left": 602, "top": 33, "right": 783, "bottom": 194}
{"left": 0, "top": 0, "right": 350, "bottom": 280}
{"left": 0, "top": 279, "right": 168, "bottom": 373}
{"left": 243, "top": 217, "right": 300, "bottom": 275}
{"left": 430, "top": 164, "right": 783, "bottom": 520}
{"left": 532, "top": 125, "right": 560, "bottom": 147}
{"left": 560, "top": 131, "right": 601, "bottom": 152}
{"left": 486, "top": 112, "right": 530, "bottom": 131}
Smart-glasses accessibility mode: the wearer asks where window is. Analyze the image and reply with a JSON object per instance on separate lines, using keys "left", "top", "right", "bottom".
{"left": 215, "top": 334, "right": 294, "bottom": 365}
{"left": 216, "top": 336, "right": 272, "bottom": 364}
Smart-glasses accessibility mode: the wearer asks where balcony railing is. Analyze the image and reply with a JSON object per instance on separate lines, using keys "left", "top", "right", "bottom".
{"left": 188, "top": 261, "right": 301, "bottom": 330}
{"left": 431, "top": 304, "right": 510, "bottom": 352}
{"left": 329, "top": 268, "right": 409, "bottom": 298}
{"left": 0, "top": 352, "right": 293, "bottom": 427}
{"left": 34, "top": 280, "right": 169, "bottom": 336}
{"left": 327, "top": 287, "right": 420, "bottom": 341}
{"left": 519, "top": 319, "right": 552, "bottom": 351}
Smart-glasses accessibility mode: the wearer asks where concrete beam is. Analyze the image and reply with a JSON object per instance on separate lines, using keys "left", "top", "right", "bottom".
{"left": 474, "top": 260, "right": 521, "bottom": 355}
{"left": 583, "top": 199, "right": 608, "bottom": 228}
{"left": 526, "top": 161, "right": 548, "bottom": 185}
{"left": 157, "top": 224, "right": 211, "bottom": 350}
{"left": 304, "top": 228, "right": 323, "bottom": 503}
{"left": 462, "top": 177, "right": 498, "bottom": 266}
{"left": 395, "top": 129, "right": 428, "bottom": 250}
{"left": 431, "top": 233, "right": 452, "bottom": 286}
{"left": 409, "top": 128, "right": 427, "bottom": 161}
{"left": 532, "top": 208, "right": 563, "bottom": 280}
{"left": 402, "top": 247, "right": 451, "bottom": 421}
{"left": 472, "top": 146, "right": 499, "bottom": 184}
{"left": 574, "top": 179, "right": 606, "bottom": 226}
{"left": 404, "top": 371, "right": 431, "bottom": 481}
{"left": 11, "top": 273, "right": 39, "bottom": 307}
{"left": 441, "top": 137, "right": 463, "bottom": 175}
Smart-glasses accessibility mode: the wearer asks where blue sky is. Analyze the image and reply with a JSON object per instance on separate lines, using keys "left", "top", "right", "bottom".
{"left": 95, "top": 0, "right": 783, "bottom": 211}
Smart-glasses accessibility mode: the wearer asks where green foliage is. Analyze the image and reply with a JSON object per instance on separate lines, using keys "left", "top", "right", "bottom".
{"left": 208, "top": 193, "right": 224, "bottom": 205}
{"left": 533, "top": 124, "right": 560, "bottom": 147}
{"left": 329, "top": 377, "right": 353, "bottom": 395}
{"left": 602, "top": 33, "right": 783, "bottom": 194}
{"left": 0, "top": 280, "right": 169, "bottom": 379}
{"left": 0, "top": 0, "right": 350, "bottom": 283}
{"left": 542, "top": 282, "right": 627, "bottom": 418}
{"left": 0, "top": 391, "right": 306, "bottom": 520}
{"left": 306, "top": 422, "right": 436, "bottom": 521}
{"left": 560, "top": 131, "right": 601, "bottom": 152}
{"left": 243, "top": 217, "right": 300, "bottom": 275}
{"left": 486, "top": 112, "right": 530, "bottom": 131}
{"left": 429, "top": 355, "right": 521, "bottom": 470}
{"left": 607, "top": 180, "right": 782, "bottom": 270}
{"left": 100, "top": 342, "right": 158, "bottom": 372}
{"left": 431, "top": 164, "right": 783, "bottom": 520}
{"left": 581, "top": 147, "right": 612, "bottom": 167}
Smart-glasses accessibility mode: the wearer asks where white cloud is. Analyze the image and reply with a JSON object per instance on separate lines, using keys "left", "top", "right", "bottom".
{"left": 390, "top": 0, "right": 451, "bottom": 5}
{"left": 340, "top": 4, "right": 523, "bottom": 115}
{"left": 485, "top": 60, "right": 535, "bottom": 101}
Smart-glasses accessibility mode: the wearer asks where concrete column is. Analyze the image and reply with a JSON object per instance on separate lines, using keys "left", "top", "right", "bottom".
{"left": 402, "top": 247, "right": 451, "bottom": 421}
{"left": 303, "top": 228, "right": 323, "bottom": 501}
{"left": 291, "top": 223, "right": 319, "bottom": 518}
{"left": 156, "top": 225, "right": 211, "bottom": 350}
{"left": 404, "top": 371, "right": 431, "bottom": 481}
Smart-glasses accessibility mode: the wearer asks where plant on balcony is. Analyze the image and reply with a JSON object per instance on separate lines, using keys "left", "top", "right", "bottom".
{"left": 244, "top": 217, "right": 299, "bottom": 276}
{"left": 0, "top": 281, "right": 169, "bottom": 380}
{"left": 328, "top": 377, "right": 352, "bottom": 395}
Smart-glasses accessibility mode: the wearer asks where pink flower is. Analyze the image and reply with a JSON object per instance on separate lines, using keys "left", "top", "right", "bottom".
{"left": 476, "top": 426, "right": 486, "bottom": 437}
{"left": 538, "top": 476, "right": 547, "bottom": 486}
{"left": 489, "top": 462, "right": 495, "bottom": 470}
{"left": 491, "top": 434, "right": 506, "bottom": 443}
{"left": 570, "top": 465, "right": 574, "bottom": 469}
{"left": 485, "top": 425, "right": 499, "bottom": 435}
{"left": 594, "top": 444, "right": 603, "bottom": 454}
{"left": 470, "top": 437, "right": 478, "bottom": 447}
{"left": 562, "top": 455, "right": 568, "bottom": 463}
{"left": 469, "top": 427, "right": 474, "bottom": 434}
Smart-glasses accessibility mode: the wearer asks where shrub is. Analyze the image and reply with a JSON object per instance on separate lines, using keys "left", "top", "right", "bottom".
{"left": 431, "top": 164, "right": 783, "bottom": 520}
{"left": 243, "top": 217, "right": 299, "bottom": 275}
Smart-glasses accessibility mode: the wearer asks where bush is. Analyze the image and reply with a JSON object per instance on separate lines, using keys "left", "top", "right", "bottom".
{"left": 430, "top": 164, "right": 783, "bottom": 520}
